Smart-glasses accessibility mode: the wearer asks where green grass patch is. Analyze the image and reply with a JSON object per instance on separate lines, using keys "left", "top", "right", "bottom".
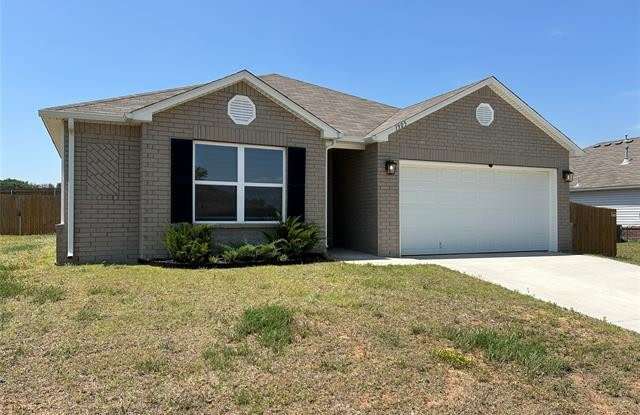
{"left": 30, "top": 285, "right": 65, "bottom": 304}
{"left": 88, "top": 286, "right": 125, "bottom": 296}
{"left": 319, "top": 358, "right": 350, "bottom": 373}
{"left": 202, "top": 343, "right": 251, "bottom": 370}
{"left": 432, "top": 347, "right": 473, "bottom": 369}
{"left": 135, "top": 357, "right": 168, "bottom": 375}
{"left": 73, "top": 305, "right": 105, "bottom": 323}
{"left": 0, "top": 277, "right": 26, "bottom": 299}
{"left": 598, "top": 374, "right": 625, "bottom": 397}
{"left": 410, "top": 324, "right": 428, "bottom": 335}
{"left": 0, "top": 243, "right": 38, "bottom": 254}
{"left": 443, "top": 326, "right": 567, "bottom": 376}
{"left": 236, "top": 305, "right": 294, "bottom": 350}
{"left": 377, "top": 330, "right": 404, "bottom": 348}
{"left": 0, "top": 309, "right": 13, "bottom": 329}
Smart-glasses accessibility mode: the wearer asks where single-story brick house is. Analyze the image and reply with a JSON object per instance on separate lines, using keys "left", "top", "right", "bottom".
{"left": 570, "top": 136, "right": 639, "bottom": 240}
{"left": 39, "top": 70, "right": 583, "bottom": 264}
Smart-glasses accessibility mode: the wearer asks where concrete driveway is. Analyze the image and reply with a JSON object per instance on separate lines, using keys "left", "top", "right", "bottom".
{"left": 329, "top": 250, "right": 640, "bottom": 333}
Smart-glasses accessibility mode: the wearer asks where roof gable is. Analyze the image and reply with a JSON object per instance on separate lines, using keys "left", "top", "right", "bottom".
{"left": 126, "top": 70, "right": 341, "bottom": 138}
{"left": 365, "top": 77, "right": 583, "bottom": 155}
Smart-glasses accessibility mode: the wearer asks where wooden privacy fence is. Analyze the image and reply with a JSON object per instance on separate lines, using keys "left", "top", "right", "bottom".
{"left": 0, "top": 190, "right": 60, "bottom": 235}
{"left": 570, "top": 202, "right": 617, "bottom": 257}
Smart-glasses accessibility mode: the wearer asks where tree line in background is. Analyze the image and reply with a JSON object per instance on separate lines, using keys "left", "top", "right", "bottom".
{"left": 0, "top": 178, "right": 61, "bottom": 191}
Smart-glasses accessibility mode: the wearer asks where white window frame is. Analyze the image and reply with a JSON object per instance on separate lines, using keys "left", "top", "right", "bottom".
{"left": 192, "top": 141, "right": 286, "bottom": 224}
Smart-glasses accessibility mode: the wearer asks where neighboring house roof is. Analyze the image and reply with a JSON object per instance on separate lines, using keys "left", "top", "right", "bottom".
{"left": 570, "top": 137, "right": 639, "bottom": 191}
{"left": 39, "top": 69, "right": 583, "bottom": 156}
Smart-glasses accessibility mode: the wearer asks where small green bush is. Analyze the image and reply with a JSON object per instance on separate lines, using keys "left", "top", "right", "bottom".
{"left": 264, "top": 216, "right": 320, "bottom": 259}
{"left": 216, "top": 242, "right": 282, "bottom": 264}
{"left": 164, "top": 223, "right": 213, "bottom": 264}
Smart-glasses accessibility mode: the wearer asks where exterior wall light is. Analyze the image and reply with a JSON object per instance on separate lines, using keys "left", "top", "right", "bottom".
{"left": 562, "top": 170, "right": 574, "bottom": 183}
{"left": 385, "top": 160, "right": 397, "bottom": 175}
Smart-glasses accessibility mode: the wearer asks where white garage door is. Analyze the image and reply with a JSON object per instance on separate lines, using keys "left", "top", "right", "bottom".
{"left": 400, "top": 161, "right": 557, "bottom": 255}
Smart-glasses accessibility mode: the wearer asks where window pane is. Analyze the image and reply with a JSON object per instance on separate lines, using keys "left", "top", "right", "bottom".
{"left": 245, "top": 186, "right": 282, "bottom": 221}
{"left": 245, "top": 148, "right": 283, "bottom": 183}
{"left": 194, "top": 144, "right": 237, "bottom": 181}
{"left": 195, "top": 185, "right": 237, "bottom": 221}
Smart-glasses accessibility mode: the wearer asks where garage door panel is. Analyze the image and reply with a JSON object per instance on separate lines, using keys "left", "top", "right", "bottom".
{"left": 400, "top": 162, "right": 553, "bottom": 255}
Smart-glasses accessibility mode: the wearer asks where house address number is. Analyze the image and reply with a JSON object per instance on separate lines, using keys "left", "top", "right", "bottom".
{"left": 394, "top": 120, "right": 407, "bottom": 131}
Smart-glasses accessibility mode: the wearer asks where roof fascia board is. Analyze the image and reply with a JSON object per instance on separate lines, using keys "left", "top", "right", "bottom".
{"left": 126, "top": 70, "right": 342, "bottom": 139}
{"left": 365, "top": 79, "right": 491, "bottom": 143}
{"left": 570, "top": 185, "right": 640, "bottom": 192}
{"left": 487, "top": 78, "right": 584, "bottom": 155}
{"left": 366, "top": 77, "right": 584, "bottom": 155}
{"left": 38, "top": 109, "right": 129, "bottom": 123}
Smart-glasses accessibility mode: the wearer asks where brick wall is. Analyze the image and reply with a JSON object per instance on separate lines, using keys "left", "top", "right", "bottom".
{"left": 59, "top": 121, "right": 141, "bottom": 263}
{"left": 621, "top": 227, "right": 640, "bottom": 242}
{"left": 140, "top": 81, "right": 325, "bottom": 259}
{"left": 375, "top": 86, "right": 571, "bottom": 256}
{"left": 330, "top": 147, "right": 378, "bottom": 253}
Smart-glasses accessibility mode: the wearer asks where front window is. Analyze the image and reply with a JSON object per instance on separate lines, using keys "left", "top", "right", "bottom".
{"left": 193, "top": 142, "right": 285, "bottom": 223}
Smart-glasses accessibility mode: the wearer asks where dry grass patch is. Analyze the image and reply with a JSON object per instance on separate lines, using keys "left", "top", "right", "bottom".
{"left": 1, "top": 235, "right": 639, "bottom": 414}
{"left": 617, "top": 241, "right": 640, "bottom": 266}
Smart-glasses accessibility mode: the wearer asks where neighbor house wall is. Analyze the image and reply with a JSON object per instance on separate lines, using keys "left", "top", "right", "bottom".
{"left": 374, "top": 86, "right": 571, "bottom": 256}
{"left": 57, "top": 121, "right": 141, "bottom": 264}
{"left": 330, "top": 148, "right": 378, "bottom": 253}
{"left": 139, "top": 81, "right": 325, "bottom": 259}
{"left": 570, "top": 189, "right": 640, "bottom": 227}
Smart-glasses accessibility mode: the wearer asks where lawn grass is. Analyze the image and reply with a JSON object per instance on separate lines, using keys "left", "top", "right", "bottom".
{"left": 617, "top": 241, "right": 640, "bottom": 266}
{"left": 1, "top": 235, "right": 639, "bottom": 414}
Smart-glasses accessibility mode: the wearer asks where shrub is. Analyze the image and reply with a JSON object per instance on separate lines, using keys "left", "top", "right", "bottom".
{"left": 264, "top": 216, "right": 320, "bottom": 259}
{"left": 164, "top": 223, "right": 213, "bottom": 264}
{"left": 217, "top": 242, "right": 282, "bottom": 264}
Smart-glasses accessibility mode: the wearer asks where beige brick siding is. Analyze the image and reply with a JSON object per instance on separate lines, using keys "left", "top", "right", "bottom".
{"left": 329, "top": 147, "right": 378, "bottom": 253}
{"left": 58, "top": 121, "right": 141, "bottom": 263}
{"left": 139, "top": 81, "right": 325, "bottom": 259}
{"left": 375, "top": 86, "right": 571, "bottom": 256}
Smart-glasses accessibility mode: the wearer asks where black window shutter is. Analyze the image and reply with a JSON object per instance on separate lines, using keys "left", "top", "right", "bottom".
{"left": 287, "top": 147, "right": 305, "bottom": 221}
{"left": 171, "top": 139, "right": 193, "bottom": 223}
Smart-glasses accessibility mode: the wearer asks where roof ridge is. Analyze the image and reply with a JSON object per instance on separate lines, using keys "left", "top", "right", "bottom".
{"left": 588, "top": 136, "right": 638, "bottom": 148}
{"left": 259, "top": 73, "right": 399, "bottom": 110}
{"left": 40, "top": 82, "right": 206, "bottom": 112}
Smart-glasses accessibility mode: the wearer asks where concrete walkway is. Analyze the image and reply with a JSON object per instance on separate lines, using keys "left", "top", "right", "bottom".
{"left": 329, "top": 249, "right": 640, "bottom": 333}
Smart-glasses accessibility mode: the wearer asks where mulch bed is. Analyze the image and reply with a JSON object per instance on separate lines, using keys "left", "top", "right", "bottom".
{"left": 139, "top": 253, "right": 331, "bottom": 269}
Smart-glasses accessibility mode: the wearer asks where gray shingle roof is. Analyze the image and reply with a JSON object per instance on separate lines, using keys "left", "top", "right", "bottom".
{"left": 41, "top": 84, "right": 203, "bottom": 117}
{"left": 570, "top": 137, "right": 639, "bottom": 190}
{"left": 366, "top": 80, "right": 484, "bottom": 137}
{"left": 40, "top": 73, "right": 485, "bottom": 139}
{"left": 259, "top": 74, "right": 398, "bottom": 137}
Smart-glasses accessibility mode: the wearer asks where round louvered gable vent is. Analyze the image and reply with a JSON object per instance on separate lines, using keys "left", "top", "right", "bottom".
{"left": 228, "top": 95, "right": 256, "bottom": 125}
{"left": 475, "top": 103, "right": 494, "bottom": 126}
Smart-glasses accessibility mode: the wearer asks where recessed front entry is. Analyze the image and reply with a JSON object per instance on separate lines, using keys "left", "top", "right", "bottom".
{"left": 399, "top": 161, "right": 558, "bottom": 255}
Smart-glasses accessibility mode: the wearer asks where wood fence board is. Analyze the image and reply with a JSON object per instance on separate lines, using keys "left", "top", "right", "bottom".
{"left": 570, "top": 202, "right": 617, "bottom": 257}
{"left": 0, "top": 191, "right": 60, "bottom": 235}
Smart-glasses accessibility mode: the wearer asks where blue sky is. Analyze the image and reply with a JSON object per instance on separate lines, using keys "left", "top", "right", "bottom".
{"left": 1, "top": 0, "right": 639, "bottom": 184}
